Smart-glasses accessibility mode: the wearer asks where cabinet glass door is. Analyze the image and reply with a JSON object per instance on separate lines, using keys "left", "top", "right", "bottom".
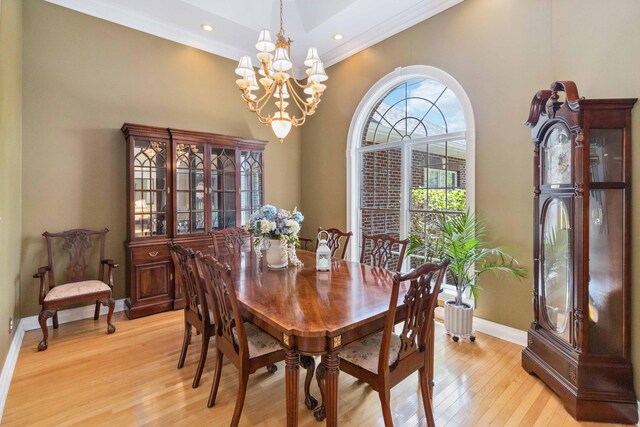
{"left": 133, "top": 140, "right": 167, "bottom": 238}
{"left": 541, "top": 197, "right": 572, "bottom": 334}
{"left": 240, "top": 151, "right": 263, "bottom": 225}
{"left": 211, "top": 148, "right": 236, "bottom": 230}
{"left": 175, "top": 144, "right": 205, "bottom": 235}
{"left": 542, "top": 125, "right": 572, "bottom": 186}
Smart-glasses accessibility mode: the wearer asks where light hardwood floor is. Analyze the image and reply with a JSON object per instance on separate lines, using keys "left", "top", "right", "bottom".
{"left": 2, "top": 311, "right": 633, "bottom": 426}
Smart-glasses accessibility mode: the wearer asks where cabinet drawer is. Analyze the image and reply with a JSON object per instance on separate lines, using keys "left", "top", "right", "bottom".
{"left": 132, "top": 245, "right": 170, "bottom": 263}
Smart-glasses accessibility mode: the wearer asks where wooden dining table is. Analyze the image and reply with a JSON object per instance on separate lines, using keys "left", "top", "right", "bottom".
{"left": 222, "top": 249, "right": 434, "bottom": 426}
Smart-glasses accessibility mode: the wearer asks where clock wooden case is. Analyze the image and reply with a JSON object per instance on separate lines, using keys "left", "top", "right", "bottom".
{"left": 521, "top": 81, "right": 637, "bottom": 424}
{"left": 122, "top": 123, "right": 266, "bottom": 319}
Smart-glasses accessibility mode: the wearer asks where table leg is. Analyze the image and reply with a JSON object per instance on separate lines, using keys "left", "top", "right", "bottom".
{"left": 285, "top": 350, "right": 300, "bottom": 427}
{"left": 322, "top": 354, "right": 340, "bottom": 427}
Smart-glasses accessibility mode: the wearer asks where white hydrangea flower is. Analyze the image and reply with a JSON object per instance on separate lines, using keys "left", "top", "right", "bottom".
{"left": 286, "top": 219, "right": 300, "bottom": 235}
{"left": 260, "top": 219, "right": 276, "bottom": 233}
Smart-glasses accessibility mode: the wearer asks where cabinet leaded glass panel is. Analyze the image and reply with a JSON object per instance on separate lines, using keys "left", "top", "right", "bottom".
{"left": 211, "top": 148, "right": 236, "bottom": 230}
{"left": 176, "top": 144, "right": 205, "bottom": 234}
{"left": 240, "top": 151, "right": 263, "bottom": 225}
{"left": 133, "top": 140, "right": 167, "bottom": 237}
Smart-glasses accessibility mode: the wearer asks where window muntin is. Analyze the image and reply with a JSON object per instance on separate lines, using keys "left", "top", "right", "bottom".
{"left": 363, "top": 79, "right": 465, "bottom": 146}
{"left": 357, "top": 78, "right": 468, "bottom": 271}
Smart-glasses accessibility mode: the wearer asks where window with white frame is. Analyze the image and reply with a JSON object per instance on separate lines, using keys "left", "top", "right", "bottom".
{"left": 348, "top": 68, "right": 474, "bottom": 282}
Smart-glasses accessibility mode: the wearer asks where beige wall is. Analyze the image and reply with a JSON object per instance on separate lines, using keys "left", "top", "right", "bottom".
{"left": 301, "top": 0, "right": 552, "bottom": 330}
{"left": 551, "top": 0, "right": 640, "bottom": 403}
{"left": 20, "top": 0, "right": 302, "bottom": 317}
{"left": 0, "top": 0, "right": 22, "bottom": 366}
{"left": 301, "top": 0, "right": 640, "bottom": 396}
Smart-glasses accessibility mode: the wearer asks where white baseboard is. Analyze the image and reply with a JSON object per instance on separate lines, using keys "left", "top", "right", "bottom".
{"left": 0, "top": 299, "right": 126, "bottom": 422}
{"left": 20, "top": 299, "right": 126, "bottom": 331}
{"left": 0, "top": 319, "right": 25, "bottom": 422}
{"left": 434, "top": 306, "right": 528, "bottom": 347}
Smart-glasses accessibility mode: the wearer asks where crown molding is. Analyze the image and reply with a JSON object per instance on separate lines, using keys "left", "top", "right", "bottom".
{"left": 321, "top": 0, "right": 464, "bottom": 68}
{"left": 46, "top": 0, "right": 463, "bottom": 70}
{"left": 45, "top": 0, "right": 246, "bottom": 62}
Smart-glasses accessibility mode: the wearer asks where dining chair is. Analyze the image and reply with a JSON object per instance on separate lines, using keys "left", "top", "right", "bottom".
{"left": 338, "top": 259, "right": 450, "bottom": 427}
{"left": 193, "top": 251, "right": 285, "bottom": 425}
{"left": 360, "top": 233, "right": 409, "bottom": 271}
{"left": 168, "top": 242, "right": 213, "bottom": 389}
{"left": 316, "top": 227, "right": 353, "bottom": 259}
{"left": 209, "top": 226, "right": 251, "bottom": 257}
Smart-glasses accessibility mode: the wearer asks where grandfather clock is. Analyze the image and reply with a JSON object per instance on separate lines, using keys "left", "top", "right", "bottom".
{"left": 521, "top": 81, "right": 637, "bottom": 424}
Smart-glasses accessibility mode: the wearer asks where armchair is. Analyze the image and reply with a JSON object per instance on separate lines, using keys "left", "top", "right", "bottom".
{"left": 34, "top": 228, "right": 118, "bottom": 351}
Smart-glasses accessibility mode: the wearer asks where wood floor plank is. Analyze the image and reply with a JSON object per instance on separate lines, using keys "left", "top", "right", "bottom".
{"left": 1, "top": 311, "right": 633, "bottom": 426}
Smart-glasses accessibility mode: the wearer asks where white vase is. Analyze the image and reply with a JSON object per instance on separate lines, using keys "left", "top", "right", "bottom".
{"left": 265, "top": 238, "right": 288, "bottom": 269}
{"left": 444, "top": 300, "right": 475, "bottom": 342}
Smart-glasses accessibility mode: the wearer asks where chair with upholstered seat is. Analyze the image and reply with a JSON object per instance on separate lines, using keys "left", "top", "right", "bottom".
{"left": 169, "top": 242, "right": 213, "bottom": 389}
{"left": 34, "top": 228, "right": 118, "bottom": 351}
{"left": 360, "top": 233, "right": 409, "bottom": 271}
{"left": 316, "top": 227, "right": 352, "bottom": 260}
{"left": 209, "top": 227, "right": 251, "bottom": 257}
{"left": 338, "top": 259, "right": 449, "bottom": 427}
{"left": 193, "top": 251, "right": 286, "bottom": 425}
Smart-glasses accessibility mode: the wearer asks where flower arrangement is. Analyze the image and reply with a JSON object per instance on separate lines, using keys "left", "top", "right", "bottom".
{"left": 245, "top": 205, "right": 304, "bottom": 267}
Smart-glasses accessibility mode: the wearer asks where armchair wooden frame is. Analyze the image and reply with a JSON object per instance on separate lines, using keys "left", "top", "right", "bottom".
{"left": 34, "top": 228, "right": 117, "bottom": 351}
{"left": 360, "top": 233, "right": 409, "bottom": 272}
{"left": 338, "top": 259, "right": 450, "bottom": 427}
{"left": 169, "top": 242, "right": 213, "bottom": 389}
{"left": 316, "top": 227, "right": 353, "bottom": 260}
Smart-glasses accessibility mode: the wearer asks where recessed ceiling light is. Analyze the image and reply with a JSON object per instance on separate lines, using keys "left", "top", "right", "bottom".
{"left": 333, "top": 33, "right": 344, "bottom": 40}
{"left": 201, "top": 24, "right": 214, "bottom": 32}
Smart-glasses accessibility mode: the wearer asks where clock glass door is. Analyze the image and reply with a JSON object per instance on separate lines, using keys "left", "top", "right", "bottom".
{"left": 541, "top": 197, "right": 572, "bottom": 338}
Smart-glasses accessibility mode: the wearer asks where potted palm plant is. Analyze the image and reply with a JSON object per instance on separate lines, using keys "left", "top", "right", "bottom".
{"left": 408, "top": 210, "right": 527, "bottom": 342}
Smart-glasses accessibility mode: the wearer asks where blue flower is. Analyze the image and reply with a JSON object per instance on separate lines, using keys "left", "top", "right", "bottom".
{"left": 291, "top": 210, "right": 304, "bottom": 223}
{"left": 260, "top": 205, "right": 277, "bottom": 221}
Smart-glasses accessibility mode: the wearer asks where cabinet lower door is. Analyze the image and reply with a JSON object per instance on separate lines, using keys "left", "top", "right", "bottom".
{"left": 126, "top": 260, "right": 174, "bottom": 319}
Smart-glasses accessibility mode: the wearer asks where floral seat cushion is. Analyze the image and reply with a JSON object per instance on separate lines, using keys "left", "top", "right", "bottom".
{"left": 340, "top": 331, "right": 401, "bottom": 373}
{"left": 233, "top": 322, "right": 282, "bottom": 358}
{"left": 44, "top": 280, "right": 111, "bottom": 302}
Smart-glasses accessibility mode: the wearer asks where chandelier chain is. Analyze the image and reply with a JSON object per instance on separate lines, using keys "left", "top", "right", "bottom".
{"left": 279, "top": 0, "right": 285, "bottom": 36}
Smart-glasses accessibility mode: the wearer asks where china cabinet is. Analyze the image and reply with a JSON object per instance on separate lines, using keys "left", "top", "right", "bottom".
{"left": 521, "top": 81, "right": 637, "bottom": 423}
{"left": 122, "top": 123, "right": 265, "bottom": 318}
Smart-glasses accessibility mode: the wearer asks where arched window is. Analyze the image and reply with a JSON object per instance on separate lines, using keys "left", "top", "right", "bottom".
{"left": 347, "top": 66, "right": 475, "bottom": 268}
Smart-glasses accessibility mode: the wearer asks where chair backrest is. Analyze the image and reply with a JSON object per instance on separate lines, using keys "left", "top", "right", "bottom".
{"left": 360, "top": 233, "right": 409, "bottom": 271}
{"left": 378, "top": 259, "right": 450, "bottom": 376}
{"left": 168, "top": 243, "right": 209, "bottom": 326}
{"left": 43, "top": 228, "right": 108, "bottom": 286}
{"left": 209, "top": 227, "right": 251, "bottom": 257}
{"left": 193, "top": 252, "right": 249, "bottom": 359}
{"left": 316, "top": 227, "right": 352, "bottom": 260}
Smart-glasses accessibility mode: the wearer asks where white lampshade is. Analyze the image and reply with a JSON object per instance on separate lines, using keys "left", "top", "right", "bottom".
{"left": 247, "top": 75, "right": 259, "bottom": 91}
{"left": 308, "top": 61, "right": 328, "bottom": 82}
{"left": 235, "top": 55, "right": 255, "bottom": 77}
{"left": 272, "top": 47, "right": 293, "bottom": 72}
{"left": 276, "top": 83, "right": 290, "bottom": 99}
{"left": 304, "top": 85, "right": 314, "bottom": 95}
{"left": 256, "top": 29, "right": 276, "bottom": 53}
{"left": 271, "top": 111, "right": 292, "bottom": 140}
{"left": 304, "top": 47, "right": 321, "bottom": 67}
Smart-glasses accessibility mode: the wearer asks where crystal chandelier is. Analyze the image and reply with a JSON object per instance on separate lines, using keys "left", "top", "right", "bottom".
{"left": 234, "top": 0, "right": 328, "bottom": 143}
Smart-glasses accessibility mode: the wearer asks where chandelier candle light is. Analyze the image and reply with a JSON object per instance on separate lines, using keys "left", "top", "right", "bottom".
{"left": 234, "top": 0, "right": 328, "bottom": 143}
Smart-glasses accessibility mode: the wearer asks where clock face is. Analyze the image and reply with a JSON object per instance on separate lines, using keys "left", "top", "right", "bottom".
{"left": 543, "top": 126, "right": 571, "bottom": 185}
